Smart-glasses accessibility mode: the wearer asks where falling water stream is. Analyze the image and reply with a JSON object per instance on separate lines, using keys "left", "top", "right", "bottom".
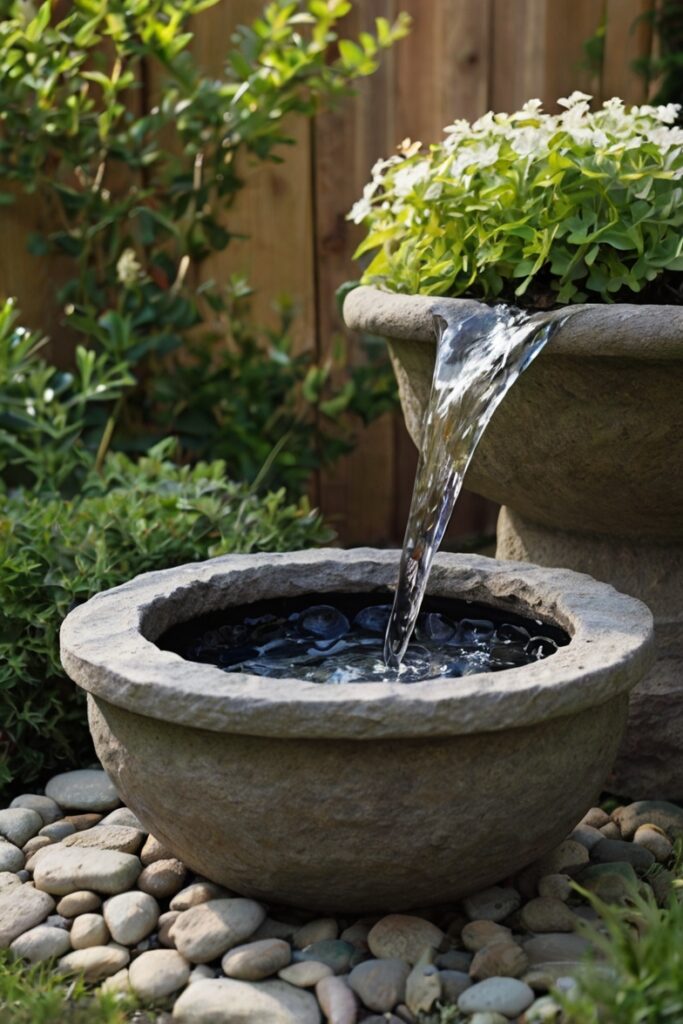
{"left": 383, "top": 301, "right": 571, "bottom": 670}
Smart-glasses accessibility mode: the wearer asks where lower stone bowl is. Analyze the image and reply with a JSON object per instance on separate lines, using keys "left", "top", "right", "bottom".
{"left": 60, "top": 548, "right": 653, "bottom": 913}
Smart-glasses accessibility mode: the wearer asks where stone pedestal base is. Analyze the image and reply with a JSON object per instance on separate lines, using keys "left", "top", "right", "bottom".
{"left": 497, "top": 507, "right": 683, "bottom": 799}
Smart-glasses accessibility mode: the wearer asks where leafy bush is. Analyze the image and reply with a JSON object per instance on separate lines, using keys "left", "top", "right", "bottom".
{"left": 0, "top": 0, "right": 407, "bottom": 490}
{"left": 352, "top": 92, "right": 683, "bottom": 306}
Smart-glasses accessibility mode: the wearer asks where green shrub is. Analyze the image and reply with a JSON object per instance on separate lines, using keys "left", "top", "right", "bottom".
{"left": 352, "top": 93, "right": 683, "bottom": 306}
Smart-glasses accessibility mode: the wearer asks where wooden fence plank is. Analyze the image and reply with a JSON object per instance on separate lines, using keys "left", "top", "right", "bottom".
{"left": 602, "top": 0, "right": 655, "bottom": 102}
{"left": 541, "top": 0, "right": 606, "bottom": 107}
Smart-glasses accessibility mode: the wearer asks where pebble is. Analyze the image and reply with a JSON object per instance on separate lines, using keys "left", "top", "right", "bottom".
{"left": 222, "top": 938, "right": 291, "bottom": 980}
{"left": 348, "top": 958, "right": 409, "bottom": 1012}
{"left": 63, "top": 824, "right": 144, "bottom": 856}
{"left": 23, "top": 836, "right": 52, "bottom": 855}
{"left": 172, "top": 898, "right": 266, "bottom": 963}
{"left": 405, "top": 962, "right": 441, "bottom": 1014}
{"left": 458, "top": 977, "right": 535, "bottom": 1017}
{"left": 537, "top": 874, "right": 573, "bottom": 902}
{"left": 316, "top": 974, "right": 357, "bottom": 1024}
{"left": 10, "top": 795, "right": 61, "bottom": 825}
{"left": 140, "top": 834, "right": 175, "bottom": 865}
{"left": 57, "top": 890, "right": 101, "bottom": 917}
{"left": 462, "top": 920, "right": 513, "bottom": 952}
{"left": 172, "top": 977, "right": 320, "bottom": 1023}
{"left": 579, "top": 807, "right": 610, "bottom": 829}
{"left": 171, "top": 882, "right": 227, "bottom": 912}
{"left": 534, "top": 840, "right": 590, "bottom": 878}
{"left": 367, "top": 915, "right": 444, "bottom": 964}
{"left": 71, "top": 913, "right": 110, "bottom": 949}
{"left": 339, "top": 920, "right": 371, "bottom": 949}
{"left": 0, "top": 884, "right": 54, "bottom": 946}
{"left": 33, "top": 846, "right": 142, "bottom": 895}
{"left": 129, "top": 949, "right": 190, "bottom": 1001}
{"left": 522, "top": 994, "right": 563, "bottom": 1021}
{"left": 591, "top": 838, "right": 655, "bottom": 872}
{"left": 463, "top": 886, "right": 521, "bottom": 923}
{"left": 98, "top": 807, "right": 144, "bottom": 829}
{"left": 58, "top": 944, "right": 129, "bottom": 982}
{"left": 160, "top": 910, "right": 181, "bottom": 947}
{"left": 633, "top": 824, "right": 673, "bottom": 862}
{"left": 0, "top": 872, "right": 21, "bottom": 893}
{"left": 45, "top": 770, "right": 120, "bottom": 813}
{"left": 188, "top": 964, "right": 216, "bottom": 984}
{"left": 470, "top": 940, "right": 529, "bottom": 980}
{"left": 579, "top": 861, "right": 638, "bottom": 902}
{"left": 519, "top": 898, "right": 577, "bottom": 934}
{"left": 0, "top": 808, "right": 42, "bottom": 847}
{"left": 100, "top": 967, "right": 132, "bottom": 995}
{"left": 46, "top": 913, "right": 71, "bottom": 930}
{"left": 10, "top": 924, "right": 71, "bottom": 963}
{"left": 436, "top": 949, "right": 473, "bottom": 971}
{"left": 568, "top": 825, "right": 604, "bottom": 851}
{"left": 39, "top": 821, "right": 77, "bottom": 842}
{"left": 279, "top": 960, "right": 334, "bottom": 987}
{"left": 599, "top": 822, "right": 621, "bottom": 839}
{"left": 613, "top": 800, "right": 683, "bottom": 840}
{"left": 468, "top": 1015, "right": 509, "bottom": 1024}
{"left": 103, "top": 891, "right": 159, "bottom": 945}
{"left": 299, "top": 939, "right": 361, "bottom": 975}
{"left": 138, "top": 858, "right": 187, "bottom": 898}
{"left": 294, "top": 917, "right": 339, "bottom": 949}
{"left": 439, "top": 969, "right": 472, "bottom": 1001}
{"left": 0, "top": 840, "right": 24, "bottom": 873}
{"left": 522, "top": 932, "right": 591, "bottom": 967}
{"left": 253, "top": 917, "right": 296, "bottom": 941}
{"left": 65, "top": 813, "right": 102, "bottom": 831}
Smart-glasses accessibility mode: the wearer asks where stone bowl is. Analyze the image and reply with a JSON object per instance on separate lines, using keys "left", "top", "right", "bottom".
{"left": 60, "top": 548, "right": 653, "bottom": 913}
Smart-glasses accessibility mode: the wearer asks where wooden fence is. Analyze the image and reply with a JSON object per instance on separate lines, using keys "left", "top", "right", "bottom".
{"left": 1, "top": 0, "right": 658, "bottom": 545}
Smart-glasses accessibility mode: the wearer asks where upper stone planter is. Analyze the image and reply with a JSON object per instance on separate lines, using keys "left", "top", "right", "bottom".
{"left": 61, "top": 548, "right": 653, "bottom": 912}
{"left": 343, "top": 286, "right": 683, "bottom": 799}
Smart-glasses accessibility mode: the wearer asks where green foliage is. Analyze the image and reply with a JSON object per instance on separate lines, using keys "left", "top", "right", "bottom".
{"left": 0, "top": 0, "right": 408, "bottom": 492}
{"left": 0, "top": 950, "right": 133, "bottom": 1023}
{"left": 352, "top": 93, "right": 683, "bottom": 306}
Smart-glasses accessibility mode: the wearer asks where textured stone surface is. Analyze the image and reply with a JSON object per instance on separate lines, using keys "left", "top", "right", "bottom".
{"left": 10, "top": 795, "right": 61, "bottom": 824}
{"left": 0, "top": 841, "right": 24, "bottom": 874}
{"left": 45, "top": 770, "right": 120, "bottom": 812}
{"left": 222, "top": 938, "right": 291, "bottom": 980}
{"left": 10, "top": 924, "right": 71, "bottom": 963}
{"left": 172, "top": 978, "right": 321, "bottom": 1023}
{"left": 368, "top": 916, "right": 444, "bottom": 964}
{"left": 56, "top": 890, "right": 101, "bottom": 917}
{"left": 103, "top": 891, "right": 159, "bottom": 945}
{"left": 138, "top": 857, "right": 187, "bottom": 898}
{"left": 59, "top": 945, "right": 129, "bottom": 982}
{"left": 349, "top": 958, "right": 409, "bottom": 1012}
{"left": 71, "top": 913, "right": 110, "bottom": 949}
{"left": 458, "top": 977, "right": 535, "bottom": 1017}
{"left": 0, "top": 809, "right": 42, "bottom": 847}
{"left": 0, "top": 885, "right": 54, "bottom": 946}
{"left": 33, "top": 846, "right": 141, "bottom": 895}
{"left": 463, "top": 886, "right": 521, "bottom": 923}
{"left": 63, "top": 824, "right": 144, "bottom": 855}
{"left": 60, "top": 549, "right": 652, "bottom": 912}
{"left": 129, "top": 949, "right": 190, "bottom": 1001}
{"left": 172, "top": 899, "right": 265, "bottom": 963}
{"left": 279, "top": 961, "right": 333, "bottom": 988}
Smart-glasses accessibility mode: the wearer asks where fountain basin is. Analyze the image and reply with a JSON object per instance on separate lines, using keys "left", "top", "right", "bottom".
{"left": 60, "top": 548, "right": 653, "bottom": 912}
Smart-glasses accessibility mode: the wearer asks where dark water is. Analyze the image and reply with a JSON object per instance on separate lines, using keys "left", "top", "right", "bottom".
{"left": 159, "top": 592, "right": 567, "bottom": 685}
{"left": 383, "top": 302, "right": 571, "bottom": 669}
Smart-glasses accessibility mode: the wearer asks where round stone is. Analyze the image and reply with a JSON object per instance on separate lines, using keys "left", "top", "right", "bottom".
{"left": 633, "top": 825, "right": 673, "bottom": 863}
{"left": 137, "top": 858, "right": 187, "bottom": 899}
{"left": 297, "top": 939, "right": 360, "bottom": 975}
{"left": 463, "top": 886, "right": 521, "bottom": 923}
{"left": 104, "top": 891, "right": 159, "bottom": 946}
{"left": 188, "top": 964, "right": 216, "bottom": 984}
{"left": 171, "top": 882, "right": 226, "bottom": 912}
{"left": 57, "top": 891, "right": 101, "bottom": 917}
{"left": 10, "top": 924, "right": 71, "bottom": 963}
{"left": 0, "top": 841, "right": 24, "bottom": 874}
{"left": 71, "top": 913, "right": 110, "bottom": 949}
{"left": 171, "top": 977, "right": 320, "bottom": 1023}
{"left": 0, "top": 809, "right": 43, "bottom": 848}
{"left": 462, "top": 921, "right": 513, "bottom": 953}
{"left": 367, "top": 915, "right": 444, "bottom": 964}
{"left": 458, "top": 977, "right": 535, "bottom": 1017}
{"left": 129, "top": 948, "right": 190, "bottom": 1001}
{"left": 65, "top": 814, "right": 103, "bottom": 831}
{"left": 63, "top": 824, "right": 144, "bottom": 856}
{"left": 522, "top": 933, "right": 592, "bottom": 967}
{"left": 45, "top": 771, "right": 120, "bottom": 813}
{"left": 600, "top": 821, "right": 621, "bottom": 839}
{"left": 140, "top": 834, "right": 175, "bottom": 865}
{"left": 349, "top": 958, "right": 410, "bottom": 1013}
{"left": 316, "top": 975, "right": 357, "bottom": 1024}
{"left": 612, "top": 801, "right": 683, "bottom": 840}
{"left": 33, "top": 846, "right": 142, "bottom": 896}
{"left": 39, "top": 821, "right": 77, "bottom": 842}
{"left": 222, "top": 938, "right": 291, "bottom": 981}
{"left": 10, "top": 795, "right": 61, "bottom": 825}
{"left": 100, "top": 967, "right": 131, "bottom": 995}
{"left": 23, "top": 836, "right": 52, "bottom": 856}
{"left": 519, "top": 898, "right": 578, "bottom": 934}
{"left": 470, "top": 941, "right": 529, "bottom": 980}
{"left": 59, "top": 944, "right": 129, "bottom": 982}
{"left": 568, "top": 825, "right": 604, "bottom": 851}
{"left": 436, "top": 950, "right": 473, "bottom": 972}
{"left": 0, "top": 885, "right": 55, "bottom": 946}
{"left": 578, "top": 808, "right": 610, "bottom": 829}
{"left": 406, "top": 962, "right": 441, "bottom": 1014}
{"left": 439, "top": 969, "right": 472, "bottom": 1002}
{"left": 172, "top": 899, "right": 266, "bottom": 964}
{"left": 278, "top": 960, "right": 333, "bottom": 987}
{"left": 98, "top": 808, "right": 144, "bottom": 829}
{"left": 591, "top": 838, "right": 655, "bottom": 873}
{"left": 537, "top": 875, "right": 573, "bottom": 902}
{"left": 579, "top": 862, "right": 638, "bottom": 902}
{"left": 159, "top": 910, "right": 180, "bottom": 947}
{"left": 293, "top": 918, "right": 338, "bottom": 949}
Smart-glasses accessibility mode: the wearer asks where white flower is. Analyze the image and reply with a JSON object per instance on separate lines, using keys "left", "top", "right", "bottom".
{"left": 392, "top": 160, "right": 431, "bottom": 196}
{"left": 520, "top": 98, "right": 544, "bottom": 117}
{"left": 558, "top": 90, "right": 593, "bottom": 109}
{"left": 116, "top": 248, "right": 143, "bottom": 287}
{"left": 349, "top": 196, "right": 373, "bottom": 224}
{"left": 511, "top": 127, "right": 548, "bottom": 158}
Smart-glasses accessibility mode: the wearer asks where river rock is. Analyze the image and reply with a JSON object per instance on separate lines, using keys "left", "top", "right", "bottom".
{"left": 100, "top": 967, "right": 132, "bottom": 995}
{"left": 468, "top": 1015, "right": 509, "bottom": 1024}
{"left": 45, "top": 771, "right": 120, "bottom": 813}
{"left": 0, "top": 809, "right": 42, "bottom": 848}
{"left": 253, "top": 918, "right": 296, "bottom": 942}
{"left": 138, "top": 858, "right": 187, "bottom": 899}
{"left": 612, "top": 801, "right": 683, "bottom": 840}
{"left": 129, "top": 948, "right": 190, "bottom": 1000}
{"left": 140, "top": 834, "right": 175, "bottom": 865}
{"left": 279, "top": 961, "right": 334, "bottom": 987}
{"left": 188, "top": 964, "right": 216, "bottom": 984}
{"left": 519, "top": 898, "right": 577, "bottom": 934}
{"left": 63, "top": 824, "right": 144, "bottom": 856}
{"left": 599, "top": 822, "right": 621, "bottom": 839}
{"left": 71, "top": 913, "right": 110, "bottom": 949}
{"left": 299, "top": 940, "right": 361, "bottom": 975}
{"left": 59, "top": 944, "right": 129, "bottom": 982}
{"left": 633, "top": 824, "right": 673, "bottom": 862}
{"left": 367, "top": 915, "right": 444, "bottom": 964}
{"left": 458, "top": 977, "right": 535, "bottom": 1017}
{"left": 470, "top": 941, "right": 529, "bottom": 980}
{"left": 316, "top": 975, "right": 357, "bottom": 1024}
{"left": 10, "top": 923, "right": 71, "bottom": 962}
{"left": 103, "top": 891, "right": 159, "bottom": 945}
{"left": 579, "top": 862, "right": 638, "bottom": 902}
{"left": 522, "top": 933, "right": 592, "bottom": 967}
{"left": 294, "top": 918, "right": 338, "bottom": 949}
{"left": 521, "top": 994, "right": 563, "bottom": 1021}
{"left": 222, "top": 938, "right": 291, "bottom": 980}
{"left": 159, "top": 910, "right": 180, "bottom": 947}
{"left": 172, "top": 977, "right": 321, "bottom": 1023}
{"left": 23, "top": 836, "right": 52, "bottom": 856}
{"left": 65, "top": 813, "right": 102, "bottom": 831}
{"left": 33, "top": 846, "right": 141, "bottom": 895}
{"left": 0, "top": 884, "right": 55, "bottom": 946}
{"left": 57, "top": 890, "right": 101, "bottom": 917}
{"left": 578, "top": 808, "right": 610, "bottom": 829}
{"left": 568, "top": 825, "right": 604, "bottom": 851}
{"left": 172, "top": 898, "right": 266, "bottom": 963}
{"left": 463, "top": 887, "right": 521, "bottom": 923}
{"left": 10, "top": 795, "right": 61, "bottom": 825}
{"left": 439, "top": 969, "right": 472, "bottom": 1001}
{"left": 405, "top": 962, "right": 441, "bottom": 1014}
{"left": 98, "top": 808, "right": 144, "bottom": 829}
{"left": 0, "top": 873, "right": 22, "bottom": 892}
{"left": 349, "top": 958, "right": 409, "bottom": 1012}
{"left": 340, "top": 920, "right": 371, "bottom": 949}
{"left": 0, "top": 841, "right": 24, "bottom": 874}
{"left": 40, "top": 821, "right": 77, "bottom": 842}
{"left": 530, "top": 841, "right": 590, "bottom": 880}
{"left": 537, "top": 875, "right": 573, "bottom": 902}
{"left": 591, "top": 838, "right": 655, "bottom": 872}
{"left": 436, "top": 949, "right": 473, "bottom": 971}
{"left": 462, "top": 921, "right": 513, "bottom": 952}
{"left": 171, "top": 882, "right": 227, "bottom": 912}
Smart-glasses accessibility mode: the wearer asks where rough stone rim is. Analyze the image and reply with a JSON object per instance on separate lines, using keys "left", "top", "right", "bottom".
{"left": 60, "top": 549, "right": 654, "bottom": 739}
{"left": 343, "top": 285, "right": 683, "bottom": 360}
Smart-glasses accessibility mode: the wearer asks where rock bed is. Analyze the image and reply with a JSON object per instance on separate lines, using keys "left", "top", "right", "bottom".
{"left": 1, "top": 769, "right": 681, "bottom": 1023}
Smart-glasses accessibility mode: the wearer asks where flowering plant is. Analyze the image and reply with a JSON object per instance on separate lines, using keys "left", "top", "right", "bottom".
{"left": 351, "top": 93, "right": 683, "bottom": 304}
